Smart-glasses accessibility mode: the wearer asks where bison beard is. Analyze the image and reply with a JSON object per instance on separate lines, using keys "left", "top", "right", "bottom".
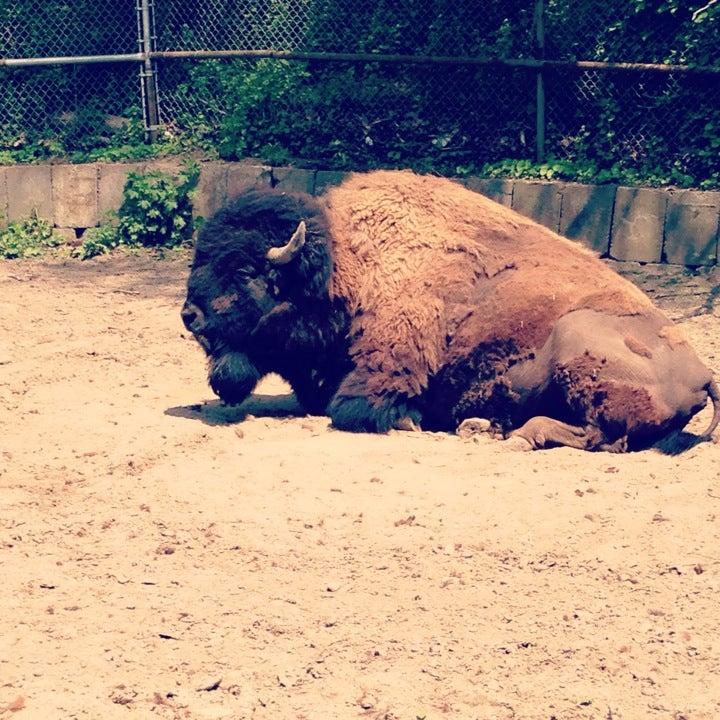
{"left": 182, "top": 170, "right": 720, "bottom": 452}
{"left": 208, "top": 352, "right": 261, "bottom": 406}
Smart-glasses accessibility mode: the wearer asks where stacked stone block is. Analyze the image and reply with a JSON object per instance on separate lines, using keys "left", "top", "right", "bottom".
{"left": 1, "top": 161, "right": 717, "bottom": 266}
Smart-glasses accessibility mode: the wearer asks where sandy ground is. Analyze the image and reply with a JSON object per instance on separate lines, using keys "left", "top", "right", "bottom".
{"left": 1, "top": 252, "right": 720, "bottom": 720}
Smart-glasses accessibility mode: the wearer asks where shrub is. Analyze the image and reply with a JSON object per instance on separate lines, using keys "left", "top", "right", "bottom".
{"left": 74, "top": 160, "right": 201, "bottom": 260}
{"left": 116, "top": 160, "right": 200, "bottom": 248}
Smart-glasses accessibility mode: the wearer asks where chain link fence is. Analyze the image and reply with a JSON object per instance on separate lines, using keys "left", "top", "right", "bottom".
{"left": 153, "top": 1, "right": 535, "bottom": 55}
{"left": 1, "top": 1, "right": 141, "bottom": 158}
{"left": 2, "top": 1, "right": 137, "bottom": 58}
{"left": 546, "top": 68, "right": 720, "bottom": 180}
{"left": 1, "top": 0, "right": 719, "bottom": 180}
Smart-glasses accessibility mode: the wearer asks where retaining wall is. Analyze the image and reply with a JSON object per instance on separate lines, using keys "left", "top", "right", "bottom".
{"left": 0, "top": 161, "right": 718, "bottom": 266}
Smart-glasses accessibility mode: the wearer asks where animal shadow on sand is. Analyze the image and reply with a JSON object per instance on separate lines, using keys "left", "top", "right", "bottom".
{"left": 166, "top": 397, "right": 715, "bottom": 452}
{"left": 165, "top": 392, "right": 304, "bottom": 427}
{"left": 652, "top": 430, "right": 712, "bottom": 456}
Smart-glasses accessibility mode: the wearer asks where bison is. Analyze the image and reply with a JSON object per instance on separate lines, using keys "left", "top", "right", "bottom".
{"left": 182, "top": 170, "right": 719, "bottom": 452}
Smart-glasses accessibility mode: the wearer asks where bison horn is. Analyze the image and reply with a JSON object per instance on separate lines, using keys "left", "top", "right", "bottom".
{"left": 266, "top": 221, "right": 306, "bottom": 265}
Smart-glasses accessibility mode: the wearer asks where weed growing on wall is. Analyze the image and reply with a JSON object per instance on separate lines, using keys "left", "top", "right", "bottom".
{"left": 479, "top": 156, "right": 720, "bottom": 190}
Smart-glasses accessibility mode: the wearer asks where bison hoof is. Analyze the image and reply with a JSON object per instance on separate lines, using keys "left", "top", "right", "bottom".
{"left": 393, "top": 416, "right": 421, "bottom": 432}
{"left": 501, "top": 435, "right": 534, "bottom": 452}
{"left": 457, "top": 417, "right": 494, "bottom": 439}
{"left": 599, "top": 436, "right": 628, "bottom": 453}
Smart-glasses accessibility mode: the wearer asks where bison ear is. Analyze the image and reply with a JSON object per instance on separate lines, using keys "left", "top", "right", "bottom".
{"left": 266, "top": 221, "right": 306, "bottom": 265}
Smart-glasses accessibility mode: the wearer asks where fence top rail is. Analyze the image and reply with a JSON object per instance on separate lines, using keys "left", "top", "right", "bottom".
{"left": 149, "top": 50, "right": 720, "bottom": 75}
{"left": 2, "top": 49, "right": 719, "bottom": 75}
{"left": 0, "top": 53, "right": 144, "bottom": 67}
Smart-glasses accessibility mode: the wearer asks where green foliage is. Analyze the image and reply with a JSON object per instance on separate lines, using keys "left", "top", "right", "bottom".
{"left": 3, "top": 1, "right": 136, "bottom": 58}
{"left": 171, "top": 0, "right": 718, "bottom": 189}
{"left": 0, "top": 97, "right": 202, "bottom": 166}
{"left": 0, "top": 139, "right": 199, "bottom": 167}
{"left": 544, "top": 0, "right": 719, "bottom": 65}
{"left": 215, "top": 59, "right": 311, "bottom": 162}
{"left": 480, "top": 155, "right": 719, "bottom": 188}
{"left": 67, "top": 140, "right": 186, "bottom": 164}
{"left": 0, "top": 214, "right": 61, "bottom": 259}
{"left": 72, "top": 162, "right": 201, "bottom": 260}
{"left": 116, "top": 160, "right": 200, "bottom": 248}
{"left": 72, "top": 222, "right": 120, "bottom": 260}
{"left": 189, "top": 57, "right": 529, "bottom": 176}
{"left": 2, "top": 0, "right": 719, "bottom": 188}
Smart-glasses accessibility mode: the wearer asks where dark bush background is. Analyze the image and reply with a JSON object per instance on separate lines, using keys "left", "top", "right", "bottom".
{"left": 1, "top": 0, "right": 719, "bottom": 187}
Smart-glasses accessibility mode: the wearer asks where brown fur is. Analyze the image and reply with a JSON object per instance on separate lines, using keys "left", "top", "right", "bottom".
{"left": 502, "top": 308, "right": 713, "bottom": 448}
{"left": 323, "top": 170, "right": 653, "bottom": 401}
{"left": 316, "top": 170, "right": 717, "bottom": 448}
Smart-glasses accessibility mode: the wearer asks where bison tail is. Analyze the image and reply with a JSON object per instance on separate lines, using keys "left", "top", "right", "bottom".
{"left": 701, "top": 379, "right": 720, "bottom": 439}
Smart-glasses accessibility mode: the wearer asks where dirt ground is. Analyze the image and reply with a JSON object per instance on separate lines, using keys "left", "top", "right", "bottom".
{"left": 2, "top": 252, "right": 720, "bottom": 720}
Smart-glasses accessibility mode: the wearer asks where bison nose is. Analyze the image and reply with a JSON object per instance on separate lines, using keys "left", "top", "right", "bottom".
{"left": 181, "top": 303, "right": 205, "bottom": 332}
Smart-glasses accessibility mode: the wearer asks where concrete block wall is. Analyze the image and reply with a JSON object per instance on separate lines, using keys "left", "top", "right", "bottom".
{"left": 475, "top": 178, "right": 719, "bottom": 266}
{"left": 0, "top": 161, "right": 718, "bottom": 266}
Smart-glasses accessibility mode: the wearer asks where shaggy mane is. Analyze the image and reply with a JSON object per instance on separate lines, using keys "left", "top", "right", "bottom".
{"left": 194, "top": 188, "right": 325, "bottom": 261}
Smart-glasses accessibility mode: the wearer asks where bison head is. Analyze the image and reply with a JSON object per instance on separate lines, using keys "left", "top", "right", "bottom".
{"left": 182, "top": 189, "right": 333, "bottom": 406}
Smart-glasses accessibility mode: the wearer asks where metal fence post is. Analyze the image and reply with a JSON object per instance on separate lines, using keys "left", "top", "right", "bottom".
{"left": 138, "top": 0, "right": 160, "bottom": 143}
{"left": 534, "top": 0, "right": 546, "bottom": 163}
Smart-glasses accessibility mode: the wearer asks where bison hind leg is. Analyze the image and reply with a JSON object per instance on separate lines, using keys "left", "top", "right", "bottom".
{"left": 457, "top": 414, "right": 627, "bottom": 452}
{"left": 328, "top": 394, "right": 422, "bottom": 433}
{"left": 509, "top": 416, "right": 627, "bottom": 452}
